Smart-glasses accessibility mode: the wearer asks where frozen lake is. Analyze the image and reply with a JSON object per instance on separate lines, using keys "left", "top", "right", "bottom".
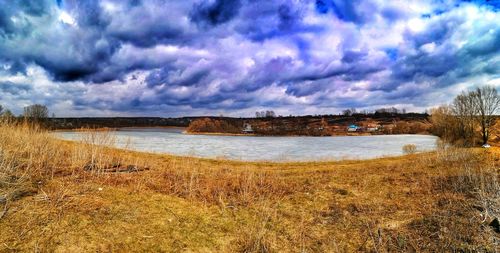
{"left": 55, "top": 128, "right": 438, "bottom": 162}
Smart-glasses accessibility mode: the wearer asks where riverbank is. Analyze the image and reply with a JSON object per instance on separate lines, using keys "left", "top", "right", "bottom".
{"left": 184, "top": 129, "right": 397, "bottom": 137}
{"left": 185, "top": 115, "right": 431, "bottom": 136}
{"left": 52, "top": 127, "right": 120, "bottom": 132}
{"left": 184, "top": 131, "right": 256, "bottom": 136}
{"left": 1, "top": 124, "right": 499, "bottom": 251}
{"left": 55, "top": 127, "right": 425, "bottom": 137}
{"left": 54, "top": 130, "right": 439, "bottom": 161}
{"left": 53, "top": 126, "right": 187, "bottom": 132}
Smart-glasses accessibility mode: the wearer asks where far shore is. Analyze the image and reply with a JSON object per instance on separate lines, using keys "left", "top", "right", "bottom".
{"left": 52, "top": 126, "right": 186, "bottom": 132}
{"left": 184, "top": 131, "right": 257, "bottom": 136}
{"left": 53, "top": 127, "right": 433, "bottom": 137}
{"left": 184, "top": 131, "right": 434, "bottom": 137}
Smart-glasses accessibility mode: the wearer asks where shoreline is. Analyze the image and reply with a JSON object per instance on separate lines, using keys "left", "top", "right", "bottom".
{"left": 53, "top": 127, "right": 432, "bottom": 137}
{"left": 52, "top": 132, "right": 440, "bottom": 164}
{"left": 54, "top": 137, "right": 440, "bottom": 164}
{"left": 52, "top": 126, "right": 186, "bottom": 132}
{"left": 184, "top": 131, "right": 257, "bottom": 136}
{"left": 183, "top": 131, "right": 432, "bottom": 137}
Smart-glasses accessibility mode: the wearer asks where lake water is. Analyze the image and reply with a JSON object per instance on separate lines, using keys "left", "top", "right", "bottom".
{"left": 55, "top": 128, "right": 438, "bottom": 162}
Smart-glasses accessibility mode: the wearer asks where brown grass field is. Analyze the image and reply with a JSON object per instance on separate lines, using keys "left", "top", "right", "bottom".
{"left": 0, "top": 123, "right": 499, "bottom": 252}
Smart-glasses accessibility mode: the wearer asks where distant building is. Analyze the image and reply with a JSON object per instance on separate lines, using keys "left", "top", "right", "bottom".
{"left": 347, "top": 124, "right": 359, "bottom": 132}
{"left": 366, "top": 124, "right": 380, "bottom": 132}
{"left": 242, "top": 123, "right": 254, "bottom": 133}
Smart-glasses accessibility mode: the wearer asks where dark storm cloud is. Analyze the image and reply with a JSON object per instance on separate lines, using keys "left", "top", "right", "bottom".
{"left": 0, "top": 0, "right": 498, "bottom": 116}
{"left": 390, "top": 9, "right": 500, "bottom": 91}
{"left": 190, "top": 0, "right": 242, "bottom": 27}
{"left": 0, "top": 6, "right": 16, "bottom": 35}
{"left": 18, "top": 0, "right": 52, "bottom": 16}
{"left": 145, "top": 66, "right": 210, "bottom": 88}
{"left": 461, "top": 0, "right": 500, "bottom": 10}
{"left": 341, "top": 50, "right": 367, "bottom": 63}
{"left": 0, "top": 0, "right": 120, "bottom": 82}
{"left": 234, "top": 1, "right": 325, "bottom": 43}
{"left": 109, "top": 24, "right": 183, "bottom": 48}
{"left": 0, "top": 81, "right": 31, "bottom": 95}
{"left": 105, "top": 1, "right": 191, "bottom": 47}
{"left": 315, "top": 0, "right": 378, "bottom": 24}
{"left": 381, "top": 6, "right": 407, "bottom": 22}
{"left": 73, "top": 0, "right": 109, "bottom": 27}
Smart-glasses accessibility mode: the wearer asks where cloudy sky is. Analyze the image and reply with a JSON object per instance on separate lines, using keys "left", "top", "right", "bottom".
{"left": 0, "top": 0, "right": 499, "bottom": 117}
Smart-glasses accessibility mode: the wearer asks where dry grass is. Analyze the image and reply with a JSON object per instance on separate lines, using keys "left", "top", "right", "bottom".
{"left": 0, "top": 123, "right": 499, "bottom": 252}
{"left": 0, "top": 123, "right": 63, "bottom": 208}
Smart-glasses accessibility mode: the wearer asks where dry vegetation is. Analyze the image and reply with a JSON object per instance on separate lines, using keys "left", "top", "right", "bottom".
{"left": 430, "top": 86, "right": 499, "bottom": 147}
{"left": 186, "top": 118, "right": 243, "bottom": 134}
{"left": 186, "top": 117, "right": 431, "bottom": 136}
{"left": 0, "top": 122, "right": 499, "bottom": 252}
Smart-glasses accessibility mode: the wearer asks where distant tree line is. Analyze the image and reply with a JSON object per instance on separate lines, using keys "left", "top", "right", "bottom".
{"left": 0, "top": 104, "right": 50, "bottom": 125}
{"left": 430, "top": 85, "right": 499, "bottom": 146}
{"left": 342, "top": 107, "right": 408, "bottom": 116}
{"left": 255, "top": 110, "right": 276, "bottom": 118}
{"left": 254, "top": 108, "right": 414, "bottom": 118}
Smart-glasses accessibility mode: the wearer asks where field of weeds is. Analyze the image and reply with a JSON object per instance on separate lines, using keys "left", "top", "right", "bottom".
{"left": 0, "top": 123, "right": 499, "bottom": 252}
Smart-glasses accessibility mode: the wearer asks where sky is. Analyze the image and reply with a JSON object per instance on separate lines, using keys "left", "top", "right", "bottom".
{"left": 0, "top": 0, "right": 499, "bottom": 117}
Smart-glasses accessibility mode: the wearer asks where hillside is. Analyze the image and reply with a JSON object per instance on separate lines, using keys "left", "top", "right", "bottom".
{"left": 0, "top": 124, "right": 499, "bottom": 252}
{"left": 186, "top": 113, "right": 431, "bottom": 136}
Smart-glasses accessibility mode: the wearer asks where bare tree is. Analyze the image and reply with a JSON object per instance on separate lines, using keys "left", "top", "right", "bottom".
{"left": 258, "top": 111, "right": 266, "bottom": 118}
{"left": 23, "top": 104, "right": 49, "bottom": 122}
{"left": 452, "top": 91, "right": 478, "bottom": 146}
{"left": 375, "top": 107, "right": 399, "bottom": 114}
{"left": 430, "top": 105, "right": 458, "bottom": 142}
{"left": 342, "top": 109, "right": 353, "bottom": 116}
{"left": 0, "top": 105, "right": 15, "bottom": 123}
{"left": 431, "top": 86, "right": 499, "bottom": 146}
{"left": 0, "top": 109, "right": 15, "bottom": 123}
{"left": 265, "top": 110, "right": 276, "bottom": 118}
{"left": 474, "top": 86, "right": 499, "bottom": 145}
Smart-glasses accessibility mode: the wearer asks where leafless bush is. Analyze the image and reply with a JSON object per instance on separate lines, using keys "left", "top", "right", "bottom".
{"left": 402, "top": 144, "right": 417, "bottom": 154}
{"left": 70, "top": 129, "right": 119, "bottom": 174}
{"left": 187, "top": 118, "right": 242, "bottom": 134}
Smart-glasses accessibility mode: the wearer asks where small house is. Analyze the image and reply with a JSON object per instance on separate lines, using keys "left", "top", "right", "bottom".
{"left": 366, "top": 124, "right": 380, "bottom": 132}
{"left": 347, "top": 124, "right": 359, "bottom": 132}
{"left": 242, "top": 123, "right": 254, "bottom": 133}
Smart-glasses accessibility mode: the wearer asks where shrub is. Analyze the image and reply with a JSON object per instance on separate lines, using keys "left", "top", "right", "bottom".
{"left": 186, "top": 118, "right": 242, "bottom": 134}
{"left": 402, "top": 144, "right": 417, "bottom": 154}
